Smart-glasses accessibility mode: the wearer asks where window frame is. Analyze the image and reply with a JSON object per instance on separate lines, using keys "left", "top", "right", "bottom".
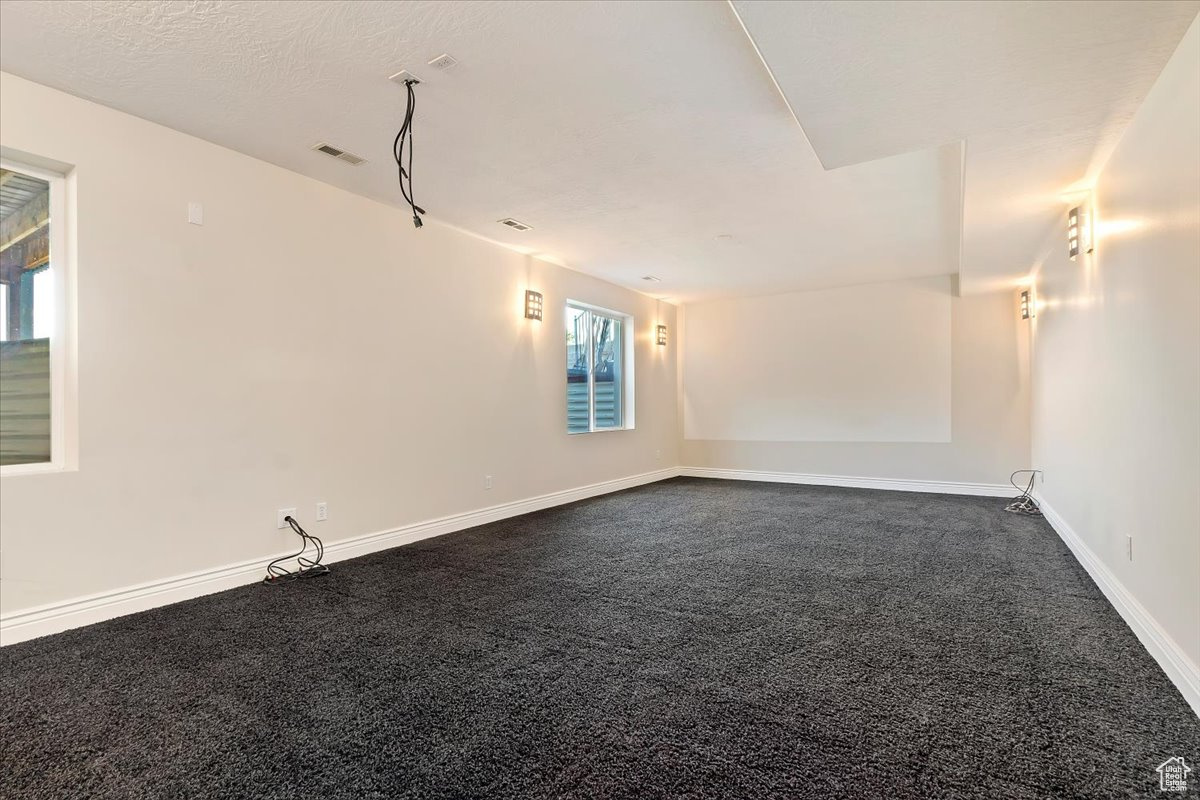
{"left": 565, "top": 299, "right": 635, "bottom": 435}
{"left": 0, "top": 156, "right": 75, "bottom": 476}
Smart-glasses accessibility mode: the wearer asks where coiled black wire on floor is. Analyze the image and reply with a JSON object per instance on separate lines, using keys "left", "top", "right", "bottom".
{"left": 263, "top": 516, "right": 330, "bottom": 584}
{"left": 1005, "top": 469, "right": 1043, "bottom": 516}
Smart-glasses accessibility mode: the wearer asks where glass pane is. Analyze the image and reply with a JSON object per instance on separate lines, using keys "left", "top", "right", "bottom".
{"left": 0, "top": 167, "right": 52, "bottom": 466}
{"left": 565, "top": 305, "right": 590, "bottom": 433}
{"left": 593, "top": 314, "right": 622, "bottom": 429}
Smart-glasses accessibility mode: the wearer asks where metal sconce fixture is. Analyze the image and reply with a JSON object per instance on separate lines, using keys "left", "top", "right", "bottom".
{"left": 1020, "top": 290, "right": 1033, "bottom": 320}
{"left": 1067, "top": 206, "right": 1092, "bottom": 261}
{"left": 656, "top": 324, "right": 668, "bottom": 346}
{"left": 524, "top": 290, "right": 543, "bottom": 321}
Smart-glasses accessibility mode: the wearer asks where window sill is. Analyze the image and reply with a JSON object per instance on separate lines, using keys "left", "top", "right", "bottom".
{"left": 0, "top": 461, "right": 73, "bottom": 478}
{"left": 568, "top": 426, "right": 636, "bottom": 435}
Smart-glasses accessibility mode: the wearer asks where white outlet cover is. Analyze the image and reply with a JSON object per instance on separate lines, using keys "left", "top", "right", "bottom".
{"left": 277, "top": 508, "right": 297, "bottom": 529}
{"left": 187, "top": 202, "right": 203, "bottom": 225}
{"left": 388, "top": 69, "right": 421, "bottom": 85}
{"left": 316, "top": 502, "right": 328, "bottom": 522}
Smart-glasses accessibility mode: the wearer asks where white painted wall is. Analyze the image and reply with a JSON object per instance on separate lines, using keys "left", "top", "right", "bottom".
{"left": 0, "top": 73, "right": 678, "bottom": 615}
{"left": 1030, "top": 17, "right": 1200, "bottom": 669}
{"left": 681, "top": 283, "right": 1030, "bottom": 486}
{"left": 683, "top": 276, "right": 952, "bottom": 443}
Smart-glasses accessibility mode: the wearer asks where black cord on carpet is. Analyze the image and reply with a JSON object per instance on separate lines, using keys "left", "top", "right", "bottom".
{"left": 263, "top": 516, "right": 330, "bottom": 584}
{"left": 1005, "top": 469, "right": 1042, "bottom": 516}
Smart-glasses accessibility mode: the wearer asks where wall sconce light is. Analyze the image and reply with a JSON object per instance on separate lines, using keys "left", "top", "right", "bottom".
{"left": 656, "top": 324, "right": 668, "bottom": 346}
{"left": 1020, "top": 290, "right": 1033, "bottom": 320}
{"left": 524, "top": 290, "right": 543, "bottom": 321}
{"left": 1068, "top": 206, "right": 1092, "bottom": 261}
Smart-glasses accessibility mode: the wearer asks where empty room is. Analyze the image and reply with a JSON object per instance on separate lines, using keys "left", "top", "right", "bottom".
{"left": 1, "top": 1, "right": 1198, "bottom": 797}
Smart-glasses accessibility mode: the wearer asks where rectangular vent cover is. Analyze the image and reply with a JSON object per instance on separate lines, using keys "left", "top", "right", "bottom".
{"left": 498, "top": 218, "right": 533, "bottom": 231}
{"left": 312, "top": 142, "right": 366, "bottom": 166}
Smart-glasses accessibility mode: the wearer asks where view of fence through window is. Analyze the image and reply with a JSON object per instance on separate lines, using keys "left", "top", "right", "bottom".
{"left": 566, "top": 303, "right": 625, "bottom": 433}
{"left": 0, "top": 166, "right": 53, "bottom": 466}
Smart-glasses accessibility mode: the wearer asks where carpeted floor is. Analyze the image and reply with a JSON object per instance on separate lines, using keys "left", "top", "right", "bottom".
{"left": 1, "top": 477, "right": 1197, "bottom": 799}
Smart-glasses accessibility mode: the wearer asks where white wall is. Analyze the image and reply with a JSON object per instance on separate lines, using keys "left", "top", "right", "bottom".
{"left": 0, "top": 73, "right": 678, "bottom": 615}
{"left": 683, "top": 276, "right": 951, "bottom": 443}
{"left": 1030, "top": 16, "right": 1200, "bottom": 669}
{"left": 681, "top": 283, "right": 1031, "bottom": 486}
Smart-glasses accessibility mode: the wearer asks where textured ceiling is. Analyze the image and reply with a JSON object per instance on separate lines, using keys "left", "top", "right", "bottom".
{"left": 0, "top": 0, "right": 1195, "bottom": 300}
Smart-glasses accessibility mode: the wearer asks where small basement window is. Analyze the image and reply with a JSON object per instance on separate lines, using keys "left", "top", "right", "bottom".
{"left": 565, "top": 301, "right": 634, "bottom": 434}
{"left": 1, "top": 160, "right": 69, "bottom": 470}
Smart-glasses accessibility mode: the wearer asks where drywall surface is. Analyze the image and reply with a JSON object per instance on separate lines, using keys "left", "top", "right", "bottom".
{"left": 682, "top": 286, "right": 1030, "bottom": 484}
{"left": 1030, "top": 17, "right": 1200, "bottom": 668}
{"left": 683, "top": 276, "right": 952, "bottom": 443}
{"left": 0, "top": 73, "right": 678, "bottom": 614}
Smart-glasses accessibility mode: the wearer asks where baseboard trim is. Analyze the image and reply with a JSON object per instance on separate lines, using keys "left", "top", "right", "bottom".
{"left": 1036, "top": 492, "right": 1200, "bottom": 718}
{"left": 0, "top": 467, "right": 681, "bottom": 646}
{"left": 679, "top": 466, "right": 1013, "bottom": 497}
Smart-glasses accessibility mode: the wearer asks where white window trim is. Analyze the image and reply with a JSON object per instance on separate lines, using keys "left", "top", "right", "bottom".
{"left": 0, "top": 157, "right": 76, "bottom": 476}
{"left": 566, "top": 299, "right": 635, "bottom": 434}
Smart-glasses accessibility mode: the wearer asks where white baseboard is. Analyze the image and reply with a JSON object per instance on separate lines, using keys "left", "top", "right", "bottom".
{"left": 679, "top": 466, "right": 1013, "bottom": 497}
{"left": 0, "top": 467, "right": 681, "bottom": 646}
{"left": 1036, "top": 493, "right": 1200, "bottom": 718}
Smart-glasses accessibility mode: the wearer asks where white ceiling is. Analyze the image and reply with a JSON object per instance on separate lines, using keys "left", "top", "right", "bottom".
{"left": 0, "top": 0, "right": 1195, "bottom": 301}
{"left": 731, "top": 0, "right": 1200, "bottom": 293}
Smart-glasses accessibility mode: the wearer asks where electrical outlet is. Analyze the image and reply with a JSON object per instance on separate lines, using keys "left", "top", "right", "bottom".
{"left": 1126, "top": 535, "right": 1133, "bottom": 561}
{"left": 485, "top": 475, "right": 493, "bottom": 490}
{"left": 655, "top": 449, "right": 661, "bottom": 460}
{"left": 316, "top": 502, "right": 328, "bottom": 522}
{"left": 276, "top": 508, "right": 297, "bottom": 530}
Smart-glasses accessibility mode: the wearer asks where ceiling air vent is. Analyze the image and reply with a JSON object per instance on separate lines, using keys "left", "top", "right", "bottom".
{"left": 312, "top": 142, "right": 367, "bottom": 166}
{"left": 428, "top": 53, "right": 458, "bottom": 70}
{"left": 498, "top": 218, "right": 533, "bottom": 232}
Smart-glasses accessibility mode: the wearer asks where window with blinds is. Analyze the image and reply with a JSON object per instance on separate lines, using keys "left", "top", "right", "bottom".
{"left": 0, "top": 163, "right": 59, "bottom": 468}
{"left": 565, "top": 302, "right": 632, "bottom": 434}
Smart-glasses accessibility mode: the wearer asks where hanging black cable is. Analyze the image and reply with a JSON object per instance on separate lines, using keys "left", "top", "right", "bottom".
{"left": 393, "top": 79, "right": 425, "bottom": 228}
{"left": 263, "top": 516, "right": 330, "bottom": 584}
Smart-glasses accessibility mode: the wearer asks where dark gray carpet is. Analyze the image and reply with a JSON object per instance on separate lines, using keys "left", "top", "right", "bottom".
{"left": 2, "top": 478, "right": 1197, "bottom": 799}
